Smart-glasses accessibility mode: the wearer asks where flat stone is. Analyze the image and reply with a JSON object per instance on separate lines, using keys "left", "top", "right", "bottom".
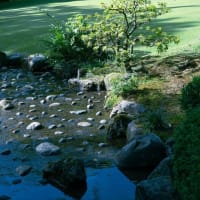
{"left": 70, "top": 110, "right": 87, "bottom": 115}
{"left": 35, "top": 142, "right": 60, "bottom": 156}
{"left": 54, "top": 131, "right": 64, "bottom": 135}
{"left": 45, "top": 95, "right": 57, "bottom": 101}
{"left": 77, "top": 122, "right": 92, "bottom": 127}
{"left": 16, "top": 165, "right": 32, "bottom": 176}
{"left": 26, "top": 122, "right": 43, "bottom": 130}
{"left": 49, "top": 102, "right": 61, "bottom": 107}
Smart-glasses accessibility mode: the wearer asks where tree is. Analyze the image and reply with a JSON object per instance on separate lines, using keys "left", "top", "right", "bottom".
{"left": 82, "top": 0, "right": 179, "bottom": 66}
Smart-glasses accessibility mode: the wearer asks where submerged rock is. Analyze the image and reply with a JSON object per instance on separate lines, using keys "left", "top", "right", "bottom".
{"left": 43, "top": 157, "right": 87, "bottom": 198}
{"left": 16, "top": 165, "right": 32, "bottom": 176}
{"left": 35, "top": 142, "right": 60, "bottom": 156}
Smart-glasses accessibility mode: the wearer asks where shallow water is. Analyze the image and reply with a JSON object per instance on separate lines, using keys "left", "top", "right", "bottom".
{"left": 0, "top": 68, "right": 135, "bottom": 199}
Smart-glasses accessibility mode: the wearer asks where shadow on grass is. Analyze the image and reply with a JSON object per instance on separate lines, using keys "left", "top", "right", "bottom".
{"left": 0, "top": 0, "right": 81, "bottom": 10}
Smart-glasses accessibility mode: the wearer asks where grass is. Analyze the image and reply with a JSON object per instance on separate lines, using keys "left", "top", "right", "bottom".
{"left": 0, "top": 0, "right": 200, "bottom": 55}
{"left": 0, "top": 0, "right": 103, "bottom": 54}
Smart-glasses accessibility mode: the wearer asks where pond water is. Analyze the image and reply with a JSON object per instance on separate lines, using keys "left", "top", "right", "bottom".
{"left": 0, "top": 67, "right": 135, "bottom": 200}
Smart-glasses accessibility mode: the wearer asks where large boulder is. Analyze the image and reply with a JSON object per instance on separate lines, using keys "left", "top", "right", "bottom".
{"left": 7, "top": 53, "right": 24, "bottom": 67}
{"left": 115, "top": 133, "right": 166, "bottom": 169}
{"left": 135, "top": 176, "right": 178, "bottom": 200}
{"left": 27, "top": 54, "right": 50, "bottom": 72}
{"left": 43, "top": 157, "right": 87, "bottom": 199}
{"left": 68, "top": 77, "right": 105, "bottom": 91}
{"left": 148, "top": 156, "right": 172, "bottom": 179}
{"left": 110, "top": 100, "right": 145, "bottom": 118}
{"left": 0, "top": 51, "right": 7, "bottom": 67}
{"left": 107, "top": 114, "right": 132, "bottom": 139}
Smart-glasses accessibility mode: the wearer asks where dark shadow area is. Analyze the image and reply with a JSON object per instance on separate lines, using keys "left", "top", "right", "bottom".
{"left": 0, "top": 0, "right": 81, "bottom": 10}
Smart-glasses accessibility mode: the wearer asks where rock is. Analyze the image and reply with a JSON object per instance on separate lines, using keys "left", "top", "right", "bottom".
{"left": 26, "top": 122, "right": 43, "bottom": 130}
{"left": 126, "top": 121, "right": 143, "bottom": 142}
{"left": 115, "top": 133, "right": 166, "bottom": 169}
{"left": 68, "top": 78, "right": 105, "bottom": 91}
{"left": 7, "top": 53, "right": 24, "bottom": 67}
{"left": 77, "top": 122, "right": 92, "bottom": 127}
{"left": 70, "top": 110, "right": 87, "bottom": 115}
{"left": 96, "top": 111, "right": 102, "bottom": 116}
{"left": 0, "top": 149, "right": 11, "bottom": 155}
{"left": 99, "top": 119, "right": 107, "bottom": 124}
{"left": 12, "top": 179, "right": 22, "bottom": 185}
{"left": 45, "top": 95, "right": 57, "bottom": 101}
{"left": 0, "top": 51, "right": 7, "bottom": 67}
{"left": 110, "top": 100, "right": 145, "bottom": 118}
{"left": 107, "top": 114, "right": 132, "bottom": 139}
{"left": 27, "top": 54, "right": 50, "bottom": 72}
{"left": 43, "top": 157, "right": 87, "bottom": 198}
{"left": 0, "top": 99, "right": 14, "bottom": 110}
{"left": 48, "top": 124, "right": 57, "bottom": 129}
{"left": 35, "top": 142, "right": 60, "bottom": 156}
{"left": 148, "top": 157, "right": 172, "bottom": 179}
{"left": 49, "top": 102, "right": 61, "bottom": 107}
{"left": 54, "top": 131, "right": 64, "bottom": 135}
{"left": 16, "top": 165, "right": 32, "bottom": 176}
{"left": 136, "top": 176, "right": 178, "bottom": 200}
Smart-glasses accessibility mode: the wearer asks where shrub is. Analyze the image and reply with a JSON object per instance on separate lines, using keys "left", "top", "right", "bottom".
{"left": 104, "top": 92, "right": 122, "bottom": 109}
{"left": 173, "top": 107, "right": 200, "bottom": 200}
{"left": 180, "top": 76, "right": 200, "bottom": 109}
{"left": 146, "top": 107, "right": 169, "bottom": 131}
{"left": 110, "top": 74, "right": 139, "bottom": 97}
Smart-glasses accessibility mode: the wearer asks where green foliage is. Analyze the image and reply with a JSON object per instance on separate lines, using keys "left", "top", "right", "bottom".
{"left": 46, "top": 0, "right": 179, "bottom": 71}
{"left": 104, "top": 93, "right": 122, "bottom": 109}
{"left": 173, "top": 107, "right": 200, "bottom": 200}
{"left": 82, "top": 0, "right": 179, "bottom": 67}
{"left": 45, "top": 15, "right": 97, "bottom": 69}
{"left": 110, "top": 74, "right": 139, "bottom": 97}
{"left": 180, "top": 76, "right": 200, "bottom": 109}
{"left": 146, "top": 107, "right": 169, "bottom": 131}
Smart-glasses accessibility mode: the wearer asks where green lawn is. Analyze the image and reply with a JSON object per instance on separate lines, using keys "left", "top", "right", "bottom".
{"left": 0, "top": 0, "right": 200, "bottom": 55}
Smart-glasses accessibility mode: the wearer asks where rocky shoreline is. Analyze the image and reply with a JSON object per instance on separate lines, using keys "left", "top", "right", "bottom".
{"left": 0, "top": 51, "right": 178, "bottom": 199}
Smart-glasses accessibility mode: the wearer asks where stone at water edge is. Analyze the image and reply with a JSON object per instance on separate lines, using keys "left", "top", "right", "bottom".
{"left": 35, "top": 142, "right": 60, "bottom": 156}
{"left": 70, "top": 110, "right": 87, "bottom": 115}
{"left": 115, "top": 133, "right": 167, "bottom": 169}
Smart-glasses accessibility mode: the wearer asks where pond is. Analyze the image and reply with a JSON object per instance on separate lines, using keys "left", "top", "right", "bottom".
{"left": 0, "top": 67, "right": 136, "bottom": 200}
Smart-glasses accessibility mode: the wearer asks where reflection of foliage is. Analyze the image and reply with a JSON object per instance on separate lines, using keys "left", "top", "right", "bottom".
{"left": 180, "top": 76, "right": 200, "bottom": 109}
{"left": 173, "top": 107, "right": 200, "bottom": 200}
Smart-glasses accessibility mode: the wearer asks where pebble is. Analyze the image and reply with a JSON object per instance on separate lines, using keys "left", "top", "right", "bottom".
{"left": 87, "top": 117, "right": 95, "bottom": 121}
{"left": 49, "top": 114, "right": 58, "bottom": 118}
{"left": 26, "top": 122, "right": 43, "bottom": 130}
{"left": 77, "top": 121, "right": 92, "bottom": 127}
{"left": 49, "top": 102, "right": 61, "bottom": 107}
{"left": 70, "top": 110, "right": 87, "bottom": 115}
{"left": 98, "top": 143, "right": 108, "bottom": 147}
{"left": 48, "top": 124, "right": 57, "bottom": 129}
{"left": 45, "top": 95, "right": 57, "bottom": 101}
{"left": 29, "top": 109, "right": 37, "bottom": 113}
{"left": 54, "top": 131, "right": 64, "bottom": 135}
{"left": 96, "top": 111, "right": 102, "bottom": 116}
{"left": 100, "top": 119, "right": 107, "bottom": 124}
